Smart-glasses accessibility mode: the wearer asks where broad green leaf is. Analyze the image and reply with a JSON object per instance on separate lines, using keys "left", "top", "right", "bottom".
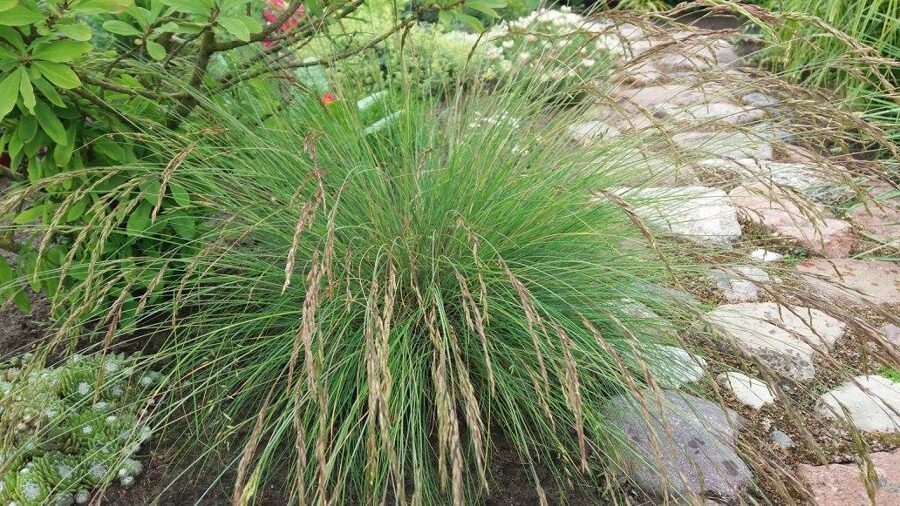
{"left": 18, "top": 114, "right": 37, "bottom": 142}
{"left": 34, "top": 100, "right": 67, "bottom": 145}
{"left": 145, "top": 40, "right": 165, "bottom": 60}
{"left": 0, "top": 255, "right": 12, "bottom": 284}
{"left": 0, "top": 6, "right": 43, "bottom": 26}
{"left": 218, "top": 16, "right": 250, "bottom": 42}
{"left": 168, "top": 212, "right": 195, "bottom": 240}
{"left": 126, "top": 201, "right": 152, "bottom": 237}
{"left": 0, "top": 26, "right": 25, "bottom": 50}
{"left": 240, "top": 16, "right": 262, "bottom": 35}
{"left": 65, "top": 196, "right": 88, "bottom": 222}
{"left": 0, "top": 0, "right": 17, "bottom": 13}
{"left": 0, "top": 68, "right": 19, "bottom": 120}
{"left": 19, "top": 70, "right": 37, "bottom": 114}
{"left": 32, "top": 77, "right": 66, "bottom": 107}
{"left": 13, "top": 203, "right": 45, "bottom": 224}
{"left": 455, "top": 12, "right": 484, "bottom": 32}
{"left": 73, "top": 0, "right": 132, "bottom": 13}
{"left": 32, "top": 40, "right": 92, "bottom": 62}
{"left": 12, "top": 289, "right": 31, "bottom": 314}
{"left": 56, "top": 23, "right": 93, "bottom": 41}
{"left": 18, "top": 70, "right": 34, "bottom": 112}
{"left": 140, "top": 178, "right": 161, "bottom": 204}
{"left": 160, "top": 0, "right": 211, "bottom": 16}
{"left": 169, "top": 182, "right": 190, "bottom": 207}
{"left": 54, "top": 125, "right": 76, "bottom": 166}
{"left": 33, "top": 61, "right": 81, "bottom": 89}
{"left": 102, "top": 20, "right": 142, "bottom": 36}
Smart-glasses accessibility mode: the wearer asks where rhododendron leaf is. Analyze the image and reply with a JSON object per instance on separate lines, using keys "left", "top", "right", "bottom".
{"left": 219, "top": 16, "right": 250, "bottom": 41}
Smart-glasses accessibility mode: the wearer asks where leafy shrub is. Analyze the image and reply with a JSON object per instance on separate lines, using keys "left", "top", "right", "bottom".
{"left": 325, "top": 7, "right": 621, "bottom": 98}
{"left": 0, "top": 352, "right": 159, "bottom": 505}
{"left": 0, "top": 0, "right": 492, "bottom": 322}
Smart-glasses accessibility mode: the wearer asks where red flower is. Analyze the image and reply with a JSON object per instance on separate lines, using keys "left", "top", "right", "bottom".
{"left": 321, "top": 92, "right": 337, "bottom": 105}
{"left": 262, "top": 0, "right": 305, "bottom": 48}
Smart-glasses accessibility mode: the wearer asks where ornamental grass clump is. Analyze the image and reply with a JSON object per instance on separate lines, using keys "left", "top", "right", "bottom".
{"left": 2, "top": 50, "right": 720, "bottom": 503}
{"left": 0, "top": 353, "right": 159, "bottom": 505}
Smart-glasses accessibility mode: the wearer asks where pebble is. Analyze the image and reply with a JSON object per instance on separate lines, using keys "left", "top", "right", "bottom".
{"left": 771, "top": 430, "right": 794, "bottom": 449}
{"left": 710, "top": 266, "right": 770, "bottom": 303}
{"left": 749, "top": 248, "right": 783, "bottom": 262}
{"left": 741, "top": 92, "right": 780, "bottom": 108}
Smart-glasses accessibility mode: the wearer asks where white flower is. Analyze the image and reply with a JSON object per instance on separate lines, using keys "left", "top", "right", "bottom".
{"left": 582, "top": 58, "right": 596, "bottom": 67}
{"left": 121, "top": 476, "right": 135, "bottom": 487}
{"left": 502, "top": 40, "right": 514, "bottom": 49}
{"left": 82, "top": 425, "right": 93, "bottom": 434}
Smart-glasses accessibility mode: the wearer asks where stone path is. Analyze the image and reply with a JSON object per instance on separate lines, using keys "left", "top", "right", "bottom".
{"left": 573, "top": 13, "right": 900, "bottom": 505}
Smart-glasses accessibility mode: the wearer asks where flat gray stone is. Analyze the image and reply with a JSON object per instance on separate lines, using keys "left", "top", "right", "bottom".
{"left": 673, "top": 131, "right": 773, "bottom": 161}
{"left": 717, "top": 371, "right": 775, "bottom": 409}
{"left": 700, "top": 158, "right": 848, "bottom": 203}
{"left": 612, "top": 83, "right": 719, "bottom": 110}
{"left": 741, "top": 92, "right": 779, "bottom": 108}
{"left": 706, "top": 302, "right": 847, "bottom": 380}
{"left": 602, "top": 391, "right": 751, "bottom": 503}
{"left": 612, "top": 186, "right": 742, "bottom": 246}
{"left": 650, "top": 39, "right": 741, "bottom": 72}
{"left": 796, "top": 258, "right": 900, "bottom": 307}
{"left": 568, "top": 120, "right": 621, "bottom": 146}
{"left": 729, "top": 183, "right": 857, "bottom": 258}
{"left": 656, "top": 102, "right": 765, "bottom": 126}
{"left": 710, "top": 266, "right": 771, "bottom": 303}
{"left": 653, "top": 345, "right": 707, "bottom": 388}
{"left": 771, "top": 430, "right": 794, "bottom": 449}
{"left": 817, "top": 376, "right": 900, "bottom": 433}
